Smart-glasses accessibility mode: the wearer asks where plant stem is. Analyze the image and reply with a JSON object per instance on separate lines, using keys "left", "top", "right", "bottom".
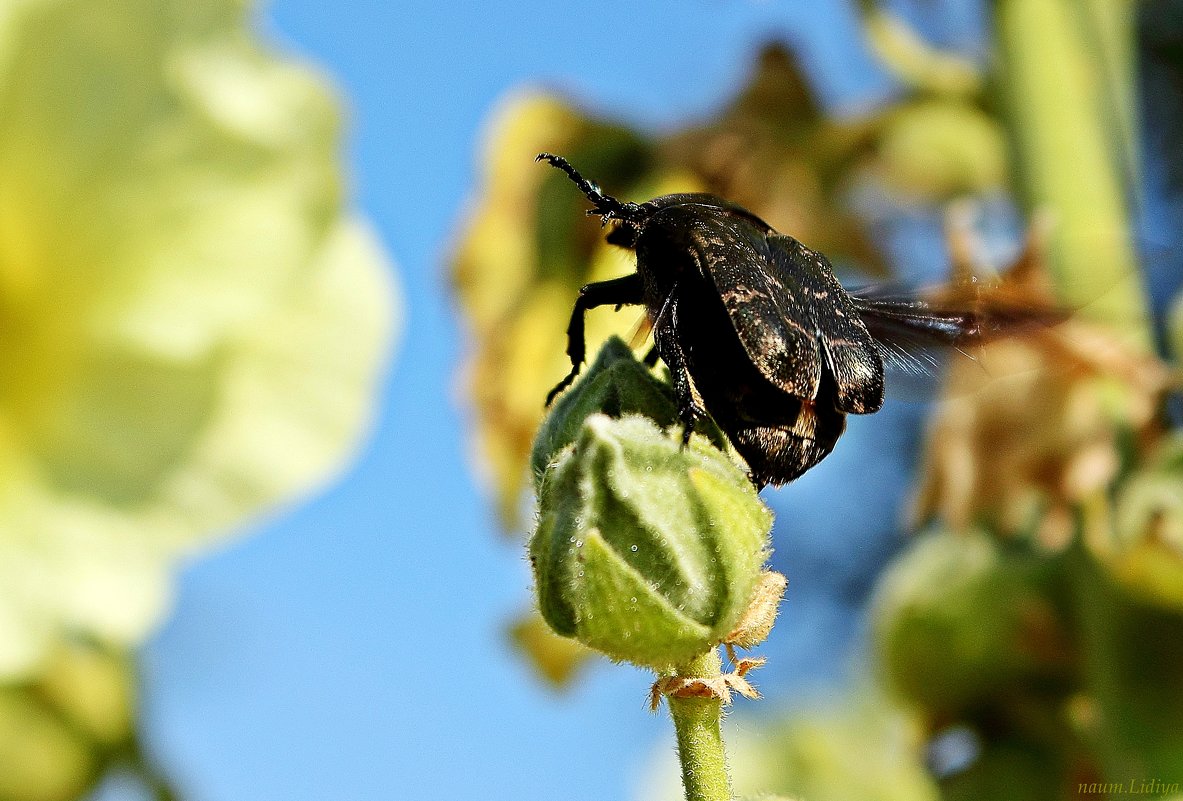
{"left": 993, "top": 0, "right": 1152, "bottom": 350}
{"left": 666, "top": 649, "right": 732, "bottom": 801}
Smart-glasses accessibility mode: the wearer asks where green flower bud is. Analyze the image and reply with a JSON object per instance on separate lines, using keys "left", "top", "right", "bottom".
{"left": 1106, "top": 432, "right": 1183, "bottom": 610}
{"left": 871, "top": 529, "right": 1072, "bottom": 714}
{"left": 530, "top": 414, "right": 772, "bottom": 670}
{"left": 530, "top": 337, "right": 679, "bottom": 490}
{"left": 35, "top": 641, "right": 133, "bottom": 747}
{"left": 0, "top": 690, "right": 95, "bottom": 801}
{"left": 876, "top": 100, "right": 1007, "bottom": 199}
{"left": 0, "top": 641, "right": 132, "bottom": 801}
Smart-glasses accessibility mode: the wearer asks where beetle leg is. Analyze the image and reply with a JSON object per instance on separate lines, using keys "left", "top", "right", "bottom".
{"left": 652, "top": 295, "right": 707, "bottom": 445}
{"left": 641, "top": 346, "right": 660, "bottom": 368}
{"left": 546, "top": 273, "right": 644, "bottom": 406}
{"left": 673, "top": 370, "right": 708, "bottom": 446}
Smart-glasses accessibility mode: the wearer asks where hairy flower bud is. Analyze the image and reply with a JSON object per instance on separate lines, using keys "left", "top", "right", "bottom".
{"left": 530, "top": 414, "right": 772, "bottom": 670}
{"left": 530, "top": 337, "right": 679, "bottom": 489}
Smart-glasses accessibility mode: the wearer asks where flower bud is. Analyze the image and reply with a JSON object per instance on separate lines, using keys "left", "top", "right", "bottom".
{"left": 530, "top": 414, "right": 772, "bottom": 670}
{"left": 871, "top": 529, "right": 1072, "bottom": 714}
{"left": 877, "top": 100, "right": 1007, "bottom": 199}
{"left": 530, "top": 337, "right": 679, "bottom": 490}
{"left": 0, "top": 641, "right": 132, "bottom": 801}
{"left": 1105, "top": 432, "right": 1183, "bottom": 610}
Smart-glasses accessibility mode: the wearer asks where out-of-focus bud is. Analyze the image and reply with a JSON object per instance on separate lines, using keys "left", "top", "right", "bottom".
{"left": 530, "top": 414, "right": 772, "bottom": 670}
{"left": 1106, "top": 432, "right": 1183, "bottom": 610}
{"left": 876, "top": 100, "right": 1008, "bottom": 199}
{"left": 0, "top": 690, "right": 95, "bottom": 801}
{"left": 0, "top": 640, "right": 134, "bottom": 801}
{"left": 871, "top": 529, "right": 1072, "bottom": 715}
{"left": 35, "top": 641, "right": 133, "bottom": 747}
{"left": 530, "top": 337, "right": 679, "bottom": 489}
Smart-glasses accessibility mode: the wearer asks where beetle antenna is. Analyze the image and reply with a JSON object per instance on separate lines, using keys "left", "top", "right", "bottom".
{"left": 536, "top": 153, "right": 641, "bottom": 224}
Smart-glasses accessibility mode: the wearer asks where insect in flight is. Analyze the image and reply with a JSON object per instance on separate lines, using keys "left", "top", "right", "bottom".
{"left": 537, "top": 152, "right": 1050, "bottom": 488}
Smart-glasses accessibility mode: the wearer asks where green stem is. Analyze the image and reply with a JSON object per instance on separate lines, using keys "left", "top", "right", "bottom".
{"left": 993, "top": 0, "right": 1152, "bottom": 350}
{"left": 1064, "top": 539, "right": 1125, "bottom": 783}
{"left": 666, "top": 649, "right": 732, "bottom": 801}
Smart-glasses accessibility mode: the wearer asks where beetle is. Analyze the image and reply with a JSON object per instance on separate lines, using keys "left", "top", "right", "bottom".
{"left": 537, "top": 152, "right": 1029, "bottom": 487}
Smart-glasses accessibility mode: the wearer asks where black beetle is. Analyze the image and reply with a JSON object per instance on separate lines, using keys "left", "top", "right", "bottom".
{"left": 538, "top": 152, "right": 1028, "bottom": 487}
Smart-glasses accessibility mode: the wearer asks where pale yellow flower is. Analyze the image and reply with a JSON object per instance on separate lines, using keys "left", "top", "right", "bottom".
{"left": 0, "top": 0, "right": 397, "bottom": 679}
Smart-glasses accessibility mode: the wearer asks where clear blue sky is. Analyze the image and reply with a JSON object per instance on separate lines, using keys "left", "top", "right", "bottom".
{"left": 84, "top": 3, "right": 1025, "bottom": 801}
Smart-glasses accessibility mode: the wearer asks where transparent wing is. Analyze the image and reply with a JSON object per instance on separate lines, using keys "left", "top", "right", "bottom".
{"left": 850, "top": 282, "right": 1064, "bottom": 397}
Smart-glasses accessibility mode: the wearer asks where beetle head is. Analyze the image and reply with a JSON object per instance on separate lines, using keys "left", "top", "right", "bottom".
{"left": 537, "top": 153, "right": 775, "bottom": 249}
{"left": 536, "top": 153, "right": 648, "bottom": 247}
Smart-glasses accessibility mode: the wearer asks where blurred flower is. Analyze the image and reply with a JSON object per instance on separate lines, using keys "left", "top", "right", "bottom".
{"left": 0, "top": 0, "right": 397, "bottom": 680}
{"left": 451, "top": 92, "right": 665, "bottom": 529}
{"left": 657, "top": 45, "right": 888, "bottom": 274}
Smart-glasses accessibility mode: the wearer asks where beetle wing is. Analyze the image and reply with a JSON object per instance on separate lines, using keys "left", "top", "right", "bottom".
{"left": 683, "top": 214, "right": 823, "bottom": 401}
{"left": 850, "top": 292, "right": 975, "bottom": 379}
{"left": 766, "top": 236, "right": 884, "bottom": 414}
{"left": 850, "top": 284, "right": 1063, "bottom": 375}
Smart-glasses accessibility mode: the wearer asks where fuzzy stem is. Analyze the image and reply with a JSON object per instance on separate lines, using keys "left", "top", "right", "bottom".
{"left": 666, "top": 649, "right": 732, "bottom": 801}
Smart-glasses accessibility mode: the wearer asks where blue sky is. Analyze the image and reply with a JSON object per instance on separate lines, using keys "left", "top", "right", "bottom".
{"left": 89, "top": 2, "right": 990, "bottom": 800}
